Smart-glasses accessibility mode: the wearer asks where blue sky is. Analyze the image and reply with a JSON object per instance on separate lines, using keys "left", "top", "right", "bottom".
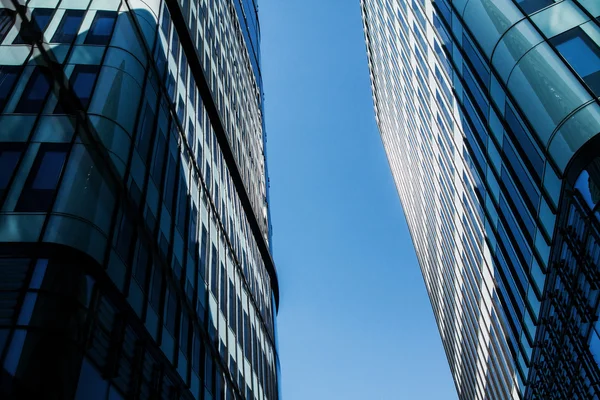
{"left": 260, "top": 1, "right": 458, "bottom": 399}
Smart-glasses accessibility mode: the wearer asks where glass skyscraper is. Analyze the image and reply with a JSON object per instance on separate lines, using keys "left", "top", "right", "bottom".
{"left": 362, "top": 0, "right": 600, "bottom": 399}
{"left": 0, "top": 1, "right": 280, "bottom": 399}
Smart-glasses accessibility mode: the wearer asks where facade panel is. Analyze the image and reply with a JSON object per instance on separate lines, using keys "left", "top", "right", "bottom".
{"left": 362, "top": 1, "right": 600, "bottom": 399}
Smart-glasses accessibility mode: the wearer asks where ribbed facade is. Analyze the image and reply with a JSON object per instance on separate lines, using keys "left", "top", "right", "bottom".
{"left": 361, "top": 0, "right": 600, "bottom": 399}
{"left": 0, "top": 1, "right": 279, "bottom": 399}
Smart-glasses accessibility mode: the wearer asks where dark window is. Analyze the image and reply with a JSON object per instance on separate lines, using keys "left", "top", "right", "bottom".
{"left": 163, "top": 154, "right": 177, "bottom": 214}
{"left": 151, "top": 131, "right": 167, "bottom": 184}
{"left": 551, "top": 27, "right": 600, "bottom": 96}
{"left": 55, "top": 65, "right": 99, "bottom": 113}
{"left": 210, "top": 244, "right": 218, "bottom": 292}
{"left": 462, "top": 34, "right": 490, "bottom": 88}
{"left": 166, "top": 72, "right": 176, "bottom": 101}
{"left": 199, "top": 225, "right": 208, "bottom": 279}
{"left": 16, "top": 144, "right": 68, "bottom": 212}
{"left": 0, "top": 143, "right": 23, "bottom": 201}
{"left": 516, "top": 0, "right": 553, "bottom": 14}
{"left": 192, "top": 329, "right": 203, "bottom": 373}
{"left": 186, "top": 118, "right": 195, "bottom": 150}
{"left": 0, "top": 9, "right": 16, "bottom": 43}
{"left": 205, "top": 354, "right": 214, "bottom": 394}
{"left": 188, "top": 204, "right": 198, "bottom": 254}
{"left": 132, "top": 239, "right": 149, "bottom": 287}
{"left": 164, "top": 289, "right": 178, "bottom": 335}
{"left": 504, "top": 103, "right": 543, "bottom": 182}
{"left": 177, "top": 96, "right": 185, "bottom": 123}
{"left": 160, "top": 5, "right": 170, "bottom": 38}
{"left": 0, "top": 66, "right": 21, "bottom": 111}
{"left": 171, "top": 30, "right": 180, "bottom": 61}
{"left": 115, "top": 209, "right": 135, "bottom": 263}
{"left": 176, "top": 177, "right": 188, "bottom": 232}
{"left": 15, "top": 67, "right": 52, "bottom": 113}
{"left": 180, "top": 52, "right": 188, "bottom": 83}
{"left": 136, "top": 104, "right": 155, "bottom": 161}
{"left": 85, "top": 11, "right": 116, "bottom": 45}
{"left": 13, "top": 8, "right": 53, "bottom": 44}
{"left": 228, "top": 280, "right": 236, "bottom": 331}
{"left": 180, "top": 311, "right": 189, "bottom": 356}
{"left": 189, "top": 76, "right": 196, "bottom": 108}
{"left": 51, "top": 10, "right": 84, "bottom": 43}
{"left": 219, "top": 263, "right": 226, "bottom": 314}
{"left": 149, "top": 264, "right": 162, "bottom": 310}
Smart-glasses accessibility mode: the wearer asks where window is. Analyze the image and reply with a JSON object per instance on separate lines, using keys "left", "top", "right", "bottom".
{"left": 176, "top": 178, "right": 188, "bottom": 232}
{"left": 0, "top": 66, "right": 21, "bottom": 111}
{"left": 551, "top": 27, "right": 600, "bottom": 96}
{"left": 516, "top": 0, "right": 553, "bottom": 14}
{"left": 180, "top": 52, "right": 188, "bottom": 83}
{"left": 132, "top": 240, "right": 149, "bottom": 287}
{"left": 160, "top": 6, "right": 170, "bottom": 38}
{"left": 51, "top": 10, "right": 84, "bottom": 43}
{"left": 16, "top": 144, "right": 68, "bottom": 212}
{"left": 163, "top": 154, "right": 177, "bottom": 214}
{"left": 149, "top": 264, "right": 163, "bottom": 310}
{"left": 164, "top": 289, "right": 178, "bottom": 335}
{"left": 0, "top": 9, "right": 16, "bottom": 43}
{"left": 151, "top": 130, "right": 166, "bottom": 184}
{"left": 14, "top": 67, "right": 52, "bottom": 113}
{"left": 0, "top": 143, "right": 23, "bottom": 201}
{"left": 114, "top": 209, "right": 134, "bottom": 262}
{"left": 180, "top": 312, "right": 189, "bottom": 356}
{"left": 199, "top": 225, "right": 208, "bottom": 279}
{"left": 85, "top": 11, "right": 117, "bottom": 45}
{"left": 13, "top": 8, "right": 53, "bottom": 44}
{"left": 55, "top": 65, "right": 99, "bottom": 113}
{"left": 136, "top": 104, "right": 155, "bottom": 161}
{"left": 171, "top": 30, "right": 180, "bottom": 61}
{"left": 192, "top": 329, "right": 203, "bottom": 373}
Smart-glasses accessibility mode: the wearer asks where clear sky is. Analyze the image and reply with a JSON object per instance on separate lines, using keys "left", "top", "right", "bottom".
{"left": 260, "top": 1, "right": 458, "bottom": 399}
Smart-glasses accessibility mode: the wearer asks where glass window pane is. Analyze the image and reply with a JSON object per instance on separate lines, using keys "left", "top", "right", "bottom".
{"left": 51, "top": 10, "right": 84, "bottom": 43}
{"left": 552, "top": 28, "right": 600, "bottom": 95}
{"left": 85, "top": 11, "right": 116, "bottom": 45}
{"left": 15, "top": 68, "right": 52, "bottom": 113}
{"left": 516, "top": 0, "right": 554, "bottom": 14}
{"left": 0, "top": 146, "right": 22, "bottom": 196}
{"left": 16, "top": 145, "right": 68, "bottom": 212}
{"left": 13, "top": 8, "right": 53, "bottom": 44}
{"left": 0, "top": 66, "right": 21, "bottom": 111}
{"left": 0, "top": 9, "right": 16, "bottom": 43}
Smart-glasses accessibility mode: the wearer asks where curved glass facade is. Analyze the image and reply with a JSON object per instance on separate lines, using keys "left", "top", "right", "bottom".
{"left": 0, "top": 1, "right": 279, "bottom": 399}
{"left": 362, "top": 0, "right": 600, "bottom": 399}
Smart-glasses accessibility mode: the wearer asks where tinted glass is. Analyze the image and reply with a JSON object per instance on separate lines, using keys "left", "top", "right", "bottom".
{"left": 51, "top": 10, "right": 84, "bottom": 43}
{"left": 0, "top": 145, "right": 21, "bottom": 198}
{"left": 31, "top": 151, "right": 66, "bottom": 190}
{"left": 0, "top": 66, "right": 20, "bottom": 111}
{"left": 0, "top": 9, "right": 16, "bottom": 43}
{"left": 85, "top": 11, "right": 116, "bottom": 45}
{"left": 516, "top": 0, "right": 554, "bottom": 14}
{"left": 15, "top": 68, "right": 51, "bottom": 113}
{"left": 553, "top": 28, "right": 600, "bottom": 95}
{"left": 13, "top": 8, "right": 53, "bottom": 44}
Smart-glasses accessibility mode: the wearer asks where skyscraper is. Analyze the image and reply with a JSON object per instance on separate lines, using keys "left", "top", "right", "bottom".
{"left": 0, "top": 1, "right": 280, "bottom": 399}
{"left": 362, "top": 0, "right": 600, "bottom": 399}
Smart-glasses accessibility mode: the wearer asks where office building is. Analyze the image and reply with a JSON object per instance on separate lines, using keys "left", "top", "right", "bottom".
{"left": 0, "top": 0, "right": 280, "bottom": 399}
{"left": 362, "top": 0, "right": 600, "bottom": 398}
